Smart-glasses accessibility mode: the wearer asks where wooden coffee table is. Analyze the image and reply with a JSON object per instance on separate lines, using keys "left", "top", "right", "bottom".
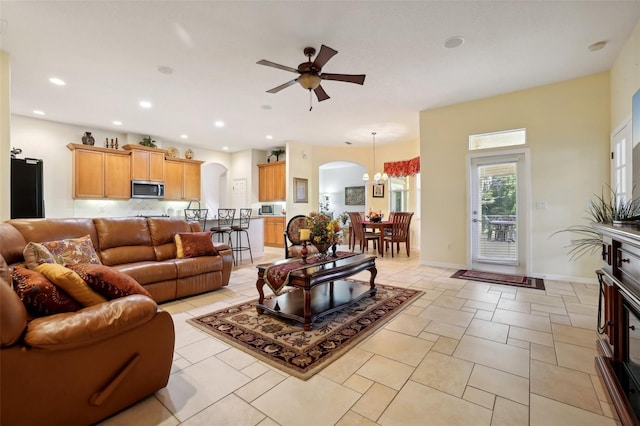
{"left": 256, "top": 254, "right": 377, "bottom": 330}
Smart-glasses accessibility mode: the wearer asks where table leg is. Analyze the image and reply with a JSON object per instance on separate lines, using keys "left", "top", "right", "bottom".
{"left": 378, "top": 234, "right": 384, "bottom": 256}
{"left": 256, "top": 275, "right": 265, "bottom": 314}
{"left": 369, "top": 266, "right": 378, "bottom": 294}
{"left": 303, "top": 288, "right": 311, "bottom": 331}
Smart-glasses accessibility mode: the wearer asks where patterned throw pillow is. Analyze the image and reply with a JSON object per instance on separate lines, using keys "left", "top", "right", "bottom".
{"left": 67, "top": 264, "right": 152, "bottom": 300}
{"left": 11, "top": 266, "right": 82, "bottom": 317}
{"left": 175, "top": 232, "right": 218, "bottom": 258}
{"left": 35, "top": 263, "right": 107, "bottom": 307}
{"left": 23, "top": 242, "right": 58, "bottom": 269}
{"left": 41, "top": 235, "right": 102, "bottom": 266}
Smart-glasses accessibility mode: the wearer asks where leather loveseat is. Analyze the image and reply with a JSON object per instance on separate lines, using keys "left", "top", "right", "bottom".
{"left": 0, "top": 216, "right": 234, "bottom": 303}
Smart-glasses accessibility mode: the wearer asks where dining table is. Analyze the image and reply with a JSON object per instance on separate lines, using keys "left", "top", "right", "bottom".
{"left": 361, "top": 220, "right": 393, "bottom": 256}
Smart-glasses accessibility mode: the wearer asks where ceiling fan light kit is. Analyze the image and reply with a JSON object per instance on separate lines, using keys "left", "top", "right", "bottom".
{"left": 257, "top": 44, "right": 366, "bottom": 109}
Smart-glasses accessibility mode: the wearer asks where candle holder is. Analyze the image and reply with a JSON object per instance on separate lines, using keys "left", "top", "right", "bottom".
{"left": 301, "top": 240, "right": 308, "bottom": 264}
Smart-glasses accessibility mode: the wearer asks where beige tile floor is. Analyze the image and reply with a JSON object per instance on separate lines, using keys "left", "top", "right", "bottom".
{"left": 100, "top": 246, "right": 618, "bottom": 426}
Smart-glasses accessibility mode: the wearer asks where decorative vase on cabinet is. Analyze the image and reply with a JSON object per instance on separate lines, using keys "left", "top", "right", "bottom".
{"left": 82, "top": 132, "right": 95, "bottom": 146}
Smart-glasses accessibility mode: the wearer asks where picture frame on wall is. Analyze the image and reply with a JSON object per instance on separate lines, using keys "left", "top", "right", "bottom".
{"left": 372, "top": 183, "right": 385, "bottom": 198}
{"left": 294, "top": 177, "right": 308, "bottom": 203}
{"left": 345, "top": 186, "right": 366, "bottom": 205}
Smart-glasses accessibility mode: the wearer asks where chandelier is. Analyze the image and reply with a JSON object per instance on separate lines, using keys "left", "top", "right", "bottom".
{"left": 362, "top": 132, "right": 388, "bottom": 183}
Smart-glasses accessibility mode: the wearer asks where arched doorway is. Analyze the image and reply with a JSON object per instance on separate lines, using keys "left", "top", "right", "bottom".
{"left": 201, "top": 162, "right": 228, "bottom": 217}
{"left": 318, "top": 161, "right": 367, "bottom": 218}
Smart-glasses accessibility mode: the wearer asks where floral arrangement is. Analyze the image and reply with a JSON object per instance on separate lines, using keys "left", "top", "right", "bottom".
{"left": 367, "top": 211, "right": 384, "bottom": 222}
{"left": 306, "top": 212, "right": 342, "bottom": 247}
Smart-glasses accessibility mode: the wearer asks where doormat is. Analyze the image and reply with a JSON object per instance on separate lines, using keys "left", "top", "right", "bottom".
{"left": 187, "top": 281, "right": 423, "bottom": 380}
{"left": 451, "top": 269, "right": 545, "bottom": 290}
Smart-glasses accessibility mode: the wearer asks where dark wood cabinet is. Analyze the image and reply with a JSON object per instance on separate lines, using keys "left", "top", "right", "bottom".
{"left": 594, "top": 223, "right": 640, "bottom": 425}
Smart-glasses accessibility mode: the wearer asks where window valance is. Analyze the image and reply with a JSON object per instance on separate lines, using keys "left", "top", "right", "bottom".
{"left": 383, "top": 157, "right": 420, "bottom": 177}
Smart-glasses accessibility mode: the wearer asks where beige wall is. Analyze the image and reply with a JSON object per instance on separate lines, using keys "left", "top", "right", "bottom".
{"left": 0, "top": 51, "right": 10, "bottom": 221}
{"left": 611, "top": 17, "right": 640, "bottom": 127}
{"left": 420, "top": 72, "right": 611, "bottom": 281}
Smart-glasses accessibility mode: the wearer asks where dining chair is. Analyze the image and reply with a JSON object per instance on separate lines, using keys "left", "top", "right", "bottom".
{"left": 383, "top": 212, "right": 414, "bottom": 257}
{"left": 348, "top": 212, "right": 378, "bottom": 253}
{"left": 210, "top": 208, "right": 236, "bottom": 243}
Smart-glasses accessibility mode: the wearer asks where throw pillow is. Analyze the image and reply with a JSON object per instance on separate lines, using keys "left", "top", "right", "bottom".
{"left": 175, "top": 232, "right": 218, "bottom": 258}
{"left": 23, "top": 242, "right": 58, "bottom": 269}
{"left": 41, "top": 235, "right": 102, "bottom": 266}
{"left": 11, "top": 266, "right": 82, "bottom": 317}
{"left": 67, "top": 264, "right": 152, "bottom": 300}
{"left": 35, "top": 263, "right": 107, "bottom": 307}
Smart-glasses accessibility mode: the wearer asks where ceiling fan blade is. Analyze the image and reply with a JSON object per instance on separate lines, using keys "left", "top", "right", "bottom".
{"left": 314, "top": 85, "right": 330, "bottom": 102}
{"left": 321, "top": 73, "right": 366, "bottom": 85}
{"left": 312, "top": 45, "right": 338, "bottom": 70}
{"left": 266, "top": 79, "right": 298, "bottom": 94}
{"left": 257, "top": 59, "right": 299, "bottom": 74}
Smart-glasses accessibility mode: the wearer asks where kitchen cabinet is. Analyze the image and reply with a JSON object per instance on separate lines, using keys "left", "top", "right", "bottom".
{"left": 123, "top": 144, "right": 165, "bottom": 182}
{"left": 264, "top": 216, "right": 285, "bottom": 247}
{"left": 258, "top": 161, "right": 286, "bottom": 201}
{"left": 164, "top": 158, "right": 203, "bottom": 201}
{"left": 67, "top": 143, "right": 131, "bottom": 199}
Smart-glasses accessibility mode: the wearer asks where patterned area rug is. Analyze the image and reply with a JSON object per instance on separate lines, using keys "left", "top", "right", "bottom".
{"left": 451, "top": 269, "right": 545, "bottom": 290}
{"left": 188, "top": 282, "right": 423, "bottom": 380}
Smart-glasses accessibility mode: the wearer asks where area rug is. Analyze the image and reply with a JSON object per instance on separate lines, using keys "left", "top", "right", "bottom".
{"left": 187, "top": 281, "right": 423, "bottom": 380}
{"left": 451, "top": 269, "right": 545, "bottom": 290}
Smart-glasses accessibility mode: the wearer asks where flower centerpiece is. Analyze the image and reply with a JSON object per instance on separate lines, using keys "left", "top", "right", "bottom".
{"left": 367, "top": 211, "right": 383, "bottom": 223}
{"left": 306, "top": 212, "right": 342, "bottom": 257}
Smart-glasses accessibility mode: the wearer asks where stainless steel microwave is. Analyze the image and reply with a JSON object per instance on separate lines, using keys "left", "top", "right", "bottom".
{"left": 131, "top": 180, "right": 165, "bottom": 199}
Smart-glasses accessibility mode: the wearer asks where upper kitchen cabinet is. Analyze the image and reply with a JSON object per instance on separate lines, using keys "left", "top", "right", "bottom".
{"left": 164, "top": 158, "right": 203, "bottom": 201}
{"left": 123, "top": 144, "right": 165, "bottom": 182}
{"left": 258, "top": 161, "right": 286, "bottom": 201}
{"left": 67, "top": 143, "right": 131, "bottom": 199}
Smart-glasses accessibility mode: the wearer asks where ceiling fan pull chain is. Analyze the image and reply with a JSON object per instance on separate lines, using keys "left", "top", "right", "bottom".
{"left": 309, "top": 89, "right": 313, "bottom": 111}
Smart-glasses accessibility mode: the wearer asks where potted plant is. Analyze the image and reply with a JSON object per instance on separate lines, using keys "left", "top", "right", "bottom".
{"left": 271, "top": 149, "right": 285, "bottom": 161}
{"left": 139, "top": 136, "right": 157, "bottom": 148}
{"left": 552, "top": 186, "right": 640, "bottom": 259}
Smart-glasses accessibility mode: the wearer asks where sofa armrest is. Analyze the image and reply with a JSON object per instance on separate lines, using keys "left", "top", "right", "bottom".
{"left": 24, "top": 295, "right": 158, "bottom": 350}
{"left": 215, "top": 244, "right": 233, "bottom": 284}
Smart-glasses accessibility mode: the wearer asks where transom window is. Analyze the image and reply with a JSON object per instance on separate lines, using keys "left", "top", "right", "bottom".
{"left": 469, "top": 129, "right": 526, "bottom": 150}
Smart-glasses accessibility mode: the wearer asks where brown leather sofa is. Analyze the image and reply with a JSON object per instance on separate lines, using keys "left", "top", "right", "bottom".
{"left": 0, "top": 276, "right": 175, "bottom": 425}
{"left": 0, "top": 216, "right": 234, "bottom": 425}
{"left": 0, "top": 216, "right": 234, "bottom": 303}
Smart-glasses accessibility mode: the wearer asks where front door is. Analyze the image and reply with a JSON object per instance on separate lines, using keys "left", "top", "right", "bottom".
{"left": 469, "top": 152, "right": 528, "bottom": 274}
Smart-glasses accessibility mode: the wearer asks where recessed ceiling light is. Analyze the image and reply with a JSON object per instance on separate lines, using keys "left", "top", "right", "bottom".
{"left": 222, "top": 146, "right": 229, "bottom": 151}
{"left": 180, "top": 134, "right": 188, "bottom": 139}
{"left": 214, "top": 121, "right": 225, "bottom": 128}
{"left": 158, "top": 66, "right": 174, "bottom": 75}
{"left": 33, "top": 110, "right": 45, "bottom": 116}
{"left": 113, "top": 120, "right": 122, "bottom": 126}
{"left": 266, "top": 135, "right": 273, "bottom": 140}
{"left": 261, "top": 105, "right": 272, "bottom": 110}
{"left": 444, "top": 36, "right": 465, "bottom": 49}
{"left": 588, "top": 40, "right": 607, "bottom": 52}
{"left": 49, "top": 77, "right": 66, "bottom": 86}
{"left": 139, "top": 100, "right": 152, "bottom": 108}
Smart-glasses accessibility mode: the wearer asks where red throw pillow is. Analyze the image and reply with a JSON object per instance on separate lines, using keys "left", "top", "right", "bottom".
{"left": 175, "top": 232, "right": 218, "bottom": 258}
{"left": 11, "top": 266, "right": 82, "bottom": 317}
{"left": 67, "top": 264, "right": 152, "bottom": 300}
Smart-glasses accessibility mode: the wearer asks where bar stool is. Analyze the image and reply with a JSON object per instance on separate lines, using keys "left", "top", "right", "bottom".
{"left": 229, "top": 208, "right": 253, "bottom": 266}
{"left": 210, "top": 208, "right": 235, "bottom": 244}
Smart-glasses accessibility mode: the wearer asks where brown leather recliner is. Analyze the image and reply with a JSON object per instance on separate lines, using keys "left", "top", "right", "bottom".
{"left": 0, "top": 277, "right": 175, "bottom": 426}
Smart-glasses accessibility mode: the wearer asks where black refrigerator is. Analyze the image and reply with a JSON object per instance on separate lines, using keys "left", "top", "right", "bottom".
{"left": 11, "top": 157, "right": 45, "bottom": 218}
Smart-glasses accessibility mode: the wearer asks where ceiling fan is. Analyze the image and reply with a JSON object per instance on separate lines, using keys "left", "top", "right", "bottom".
{"left": 257, "top": 45, "right": 366, "bottom": 107}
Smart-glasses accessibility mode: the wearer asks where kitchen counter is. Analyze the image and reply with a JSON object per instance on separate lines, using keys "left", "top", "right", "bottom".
{"left": 207, "top": 216, "right": 265, "bottom": 260}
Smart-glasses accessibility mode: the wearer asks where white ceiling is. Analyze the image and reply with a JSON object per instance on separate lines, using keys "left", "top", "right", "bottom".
{"left": 2, "top": 1, "right": 639, "bottom": 152}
